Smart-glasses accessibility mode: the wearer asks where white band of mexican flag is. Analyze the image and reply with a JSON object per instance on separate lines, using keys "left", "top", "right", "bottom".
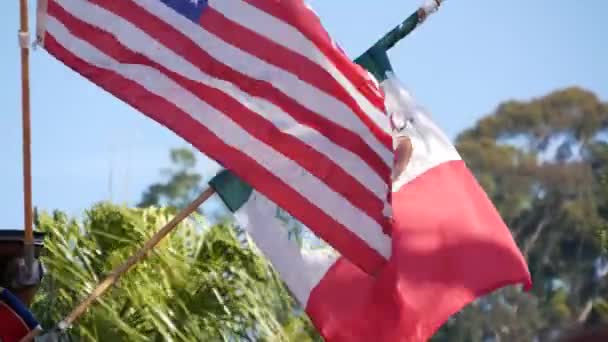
{"left": 234, "top": 191, "right": 339, "bottom": 306}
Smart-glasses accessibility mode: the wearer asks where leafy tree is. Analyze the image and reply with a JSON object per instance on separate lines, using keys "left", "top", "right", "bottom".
{"left": 433, "top": 87, "right": 608, "bottom": 341}
{"left": 138, "top": 148, "right": 203, "bottom": 210}
{"left": 32, "top": 203, "right": 320, "bottom": 341}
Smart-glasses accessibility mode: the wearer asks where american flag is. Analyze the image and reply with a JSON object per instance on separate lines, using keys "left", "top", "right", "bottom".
{"left": 38, "top": 0, "right": 393, "bottom": 274}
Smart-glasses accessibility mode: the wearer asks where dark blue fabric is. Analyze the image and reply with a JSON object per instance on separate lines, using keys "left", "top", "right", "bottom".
{"left": 0, "top": 287, "right": 39, "bottom": 330}
{"left": 159, "top": 0, "right": 208, "bottom": 22}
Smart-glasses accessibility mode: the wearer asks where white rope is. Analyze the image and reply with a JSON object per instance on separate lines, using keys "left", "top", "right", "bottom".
{"left": 18, "top": 31, "right": 30, "bottom": 49}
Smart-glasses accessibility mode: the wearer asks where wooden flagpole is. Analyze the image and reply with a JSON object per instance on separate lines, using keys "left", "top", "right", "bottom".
{"left": 53, "top": 187, "right": 216, "bottom": 333}
{"left": 17, "top": 2, "right": 40, "bottom": 340}
{"left": 20, "top": 0, "right": 36, "bottom": 271}
{"left": 18, "top": 327, "right": 43, "bottom": 342}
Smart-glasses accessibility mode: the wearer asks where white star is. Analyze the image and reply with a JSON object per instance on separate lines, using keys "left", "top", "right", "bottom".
{"left": 189, "top": 0, "right": 199, "bottom": 5}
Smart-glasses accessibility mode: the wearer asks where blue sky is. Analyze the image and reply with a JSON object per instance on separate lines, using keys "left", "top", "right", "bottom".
{"left": 1, "top": 0, "right": 606, "bottom": 229}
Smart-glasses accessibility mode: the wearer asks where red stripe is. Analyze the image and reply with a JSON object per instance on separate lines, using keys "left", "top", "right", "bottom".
{"left": 44, "top": 13, "right": 387, "bottom": 275}
{"left": 200, "top": 7, "right": 392, "bottom": 150}
{"left": 242, "top": 0, "right": 391, "bottom": 144}
{"left": 91, "top": 0, "right": 391, "bottom": 182}
{"left": 48, "top": 0, "right": 390, "bottom": 235}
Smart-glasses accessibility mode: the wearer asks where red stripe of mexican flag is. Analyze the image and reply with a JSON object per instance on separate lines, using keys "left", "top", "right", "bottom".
{"left": 308, "top": 74, "right": 531, "bottom": 341}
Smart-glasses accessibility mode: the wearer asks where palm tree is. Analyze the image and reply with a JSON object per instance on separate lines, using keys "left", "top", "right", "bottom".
{"left": 32, "top": 202, "right": 320, "bottom": 341}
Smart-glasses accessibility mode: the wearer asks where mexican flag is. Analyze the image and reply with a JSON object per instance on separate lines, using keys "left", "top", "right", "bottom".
{"left": 209, "top": 33, "right": 530, "bottom": 341}
{"left": 208, "top": 76, "right": 532, "bottom": 338}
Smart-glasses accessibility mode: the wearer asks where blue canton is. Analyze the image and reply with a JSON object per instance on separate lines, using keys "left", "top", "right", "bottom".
{"left": 160, "top": 0, "right": 208, "bottom": 22}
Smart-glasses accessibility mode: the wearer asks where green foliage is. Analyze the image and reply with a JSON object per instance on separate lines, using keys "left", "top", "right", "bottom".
{"left": 32, "top": 203, "right": 319, "bottom": 341}
{"left": 138, "top": 148, "right": 203, "bottom": 210}
{"left": 432, "top": 87, "right": 608, "bottom": 341}
{"left": 593, "top": 143, "right": 608, "bottom": 253}
{"left": 434, "top": 288, "right": 545, "bottom": 342}
{"left": 460, "top": 87, "right": 606, "bottom": 144}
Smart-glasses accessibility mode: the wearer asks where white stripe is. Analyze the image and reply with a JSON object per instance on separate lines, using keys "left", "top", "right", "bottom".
{"left": 45, "top": 15, "right": 392, "bottom": 259}
{"left": 208, "top": 0, "right": 391, "bottom": 135}
{"left": 134, "top": 0, "right": 392, "bottom": 168}
{"left": 54, "top": 0, "right": 389, "bottom": 202}
{"left": 235, "top": 191, "right": 337, "bottom": 305}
